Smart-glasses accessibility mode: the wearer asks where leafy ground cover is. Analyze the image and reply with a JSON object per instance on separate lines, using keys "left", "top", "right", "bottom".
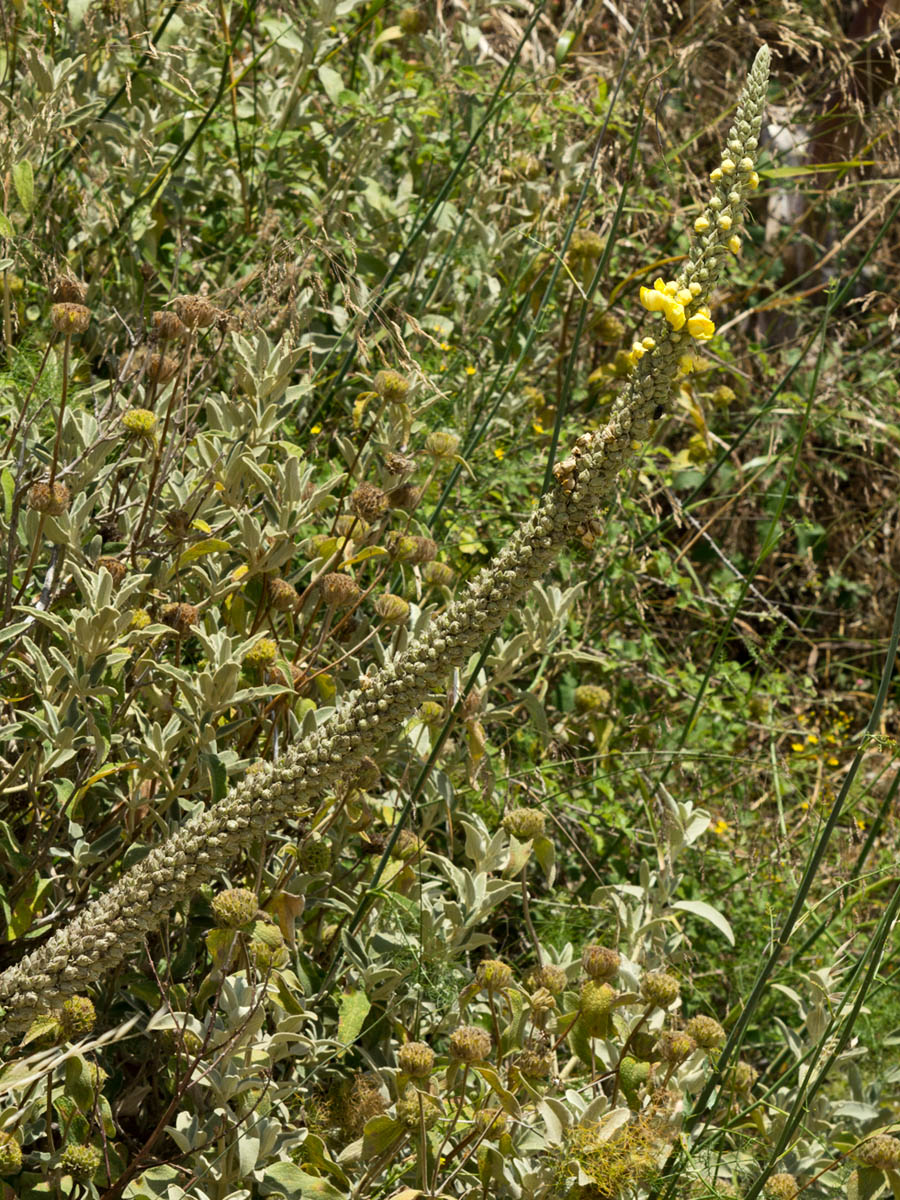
{"left": 0, "top": 1, "right": 899, "bottom": 1197}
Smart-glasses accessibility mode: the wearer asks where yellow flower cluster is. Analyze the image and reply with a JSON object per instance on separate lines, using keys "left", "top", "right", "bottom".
{"left": 638, "top": 279, "right": 716, "bottom": 341}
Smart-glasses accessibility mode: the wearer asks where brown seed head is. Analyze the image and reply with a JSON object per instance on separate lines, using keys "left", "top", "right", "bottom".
{"left": 854, "top": 1135, "right": 900, "bottom": 1171}
{"left": 151, "top": 310, "right": 188, "bottom": 342}
{"left": 349, "top": 482, "right": 389, "bottom": 522}
{"left": 51, "top": 276, "right": 87, "bottom": 304}
{"left": 387, "top": 483, "right": 422, "bottom": 511}
{"left": 657, "top": 1029, "right": 696, "bottom": 1064}
{"left": 95, "top": 556, "right": 127, "bottom": 585}
{"left": 423, "top": 561, "right": 454, "bottom": 588}
{"left": 50, "top": 302, "right": 91, "bottom": 334}
{"left": 319, "top": 572, "right": 361, "bottom": 609}
{"left": 582, "top": 944, "right": 620, "bottom": 981}
{"left": 267, "top": 577, "right": 299, "bottom": 611}
{"left": 384, "top": 452, "right": 415, "bottom": 477}
{"left": 397, "top": 1041, "right": 435, "bottom": 1078}
{"left": 527, "top": 963, "right": 568, "bottom": 994}
{"left": 172, "top": 295, "right": 218, "bottom": 330}
{"left": 373, "top": 369, "right": 410, "bottom": 402}
{"left": 374, "top": 593, "right": 410, "bottom": 624}
{"left": 425, "top": 430, "right": 461, "bottom": 460}
{"left": 448, "top": 1024, "right": 492, "bottom": 1063}
{"left": 27, "top": 480, "right": 70, "bottom": 515}
{"left": 685, "top": 1015, "right": 726, "bottom": 1049}
{"left": 160, "top": 602, "right": 199, "bottom": 636}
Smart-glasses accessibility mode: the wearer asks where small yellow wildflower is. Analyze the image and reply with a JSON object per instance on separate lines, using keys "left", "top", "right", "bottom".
{"left": 856, "top": 818, "right": 866, "bottom": 831}
{"left": 747, "top": 171, "right": 760, "bottom": 189}
{"left": 800, "top": 800, "right": 809, "bottom": 810}
{"left": 720, "top": 158, "right": 735, "bottom": 174}
{"left": 694, "top": 216, "right": 711, "bottom": 232}
{"left": 710, "top": 167, "right": 723, "bottom": 182}
{"left": 641, "top": 336, "right": 655, "bottom": 350}
{"left": 717, "top": 214, "right": 733, "bottom": 231}
{"left": 806, "top": 734, "right": 819, "bottom": 745}
{"left": 825, "top": 734, "right": 837, "bottom": 744}
{"left": 533, "top": 420, "right": 545, "bottom": 434}
{"left": 440, "top": 341, "right": 451, "bottom": 351}
{"left": 791, "top": 743, "right": 804, "bottom": 753}
{"left": 465, "top": 365, "right": 477, "bottom": 376}
{"left": 311, "top": 424, "right": 322, "bottom": 434}
{"left": 728, "top": 235, "right": 742, "bottom": 254}
{"left": 686, "top": 314, "right": 715, "bottom": 341}
{"left": 827, "top": 757, "right": 840, "bottom": 767}
{"left": 494, "top": 447, "right": 505, "bottom": 460}
{"left": 712, "top": 819, "right": 729, "bottom": 835}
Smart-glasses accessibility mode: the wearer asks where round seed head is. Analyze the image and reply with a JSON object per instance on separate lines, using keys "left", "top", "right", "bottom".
{"left": 59, "top": 996, "right": 96, "bottom": 1039}
{"left": 764, "top": 1174, "right": 799, "bottom": 1200}
{"left": 516, "top": 1045, "right": 552, "bottom": 1078}
{"left": 425, "top": 430, "right": 460, "bottom": 460}
{"left": 387, "top": 483, "right": 423, "bottom": 511}
{"left": 527, "top": 963, "right": 568, "bottom": 994}
{"left": 27, "top": 480, "right": 70, "bottom": 515}
{"left": 50, "top": 302, "right": 91, "bottom": 334}
{"left": 408, "top": 536, "right": 437, "bottom": 564}
{"left": 267, "top": 577, "right": 299, "bottom": 611}
{"left": 95, "top": 556, "right": 127, "bottom": 585}
{"left": 396, "top": 1085, "right": 441, "bottom": 1128}
{"left": 640, "top": 971, "right": 680, "bottom": 1009}
{"left": 130, "top": 608, "right": 152, "bottom": 630}
{"left": 296, "top": 834, "right": 331, "bottom": 874}
{"left": 244, "top": 638, "right": 278, "bottom": 666}
{"left": 449, "top": 1024, "right": 492, "bottom": 1063}
{"left": 51, "top": 276, "right": 87, "bottom": 304}
{"left": 160, "top": 602, "right": 199, "bottom": 636}
{"left": 657, "top": 1029, "right": 696, "bottom": 1064}
{"left": 855, "top": 1135, "right": 900, "bottom": 1171}
{"left": 151, "top": 310, "right": 188, "bottom": 342}
{"left": 568, "top": 229, "right": 605, "bottom": 261}
{"left": 374, "top": 593, "right": 410, "bottom": 624}
{"left": 59, "top": 1144, "right": 102, "bottom": 1182}
{"left": 386, "top": 532, "right": 419, "bottom": 561}
{"left": 211, "top": 887, "right": 259, "bottom": 929}
{"left": 172, "top": 295, "right": 218, "bottom": 330}
{"left": 423, "top": 561, "right": 454, "bottom": 588}
{"left": 397, "top": 1041, "right": 435, "bottom": 1078}
{"left": 580, "top": 981, "right": 615, "bottom": 1036}
{"left": 476, "top": 959, "right": 514, "bottom": 992}
{"left": 574, "top": 684, "right": 610, "bottom": 713}
{"left": 373, "top": 369, "right": 410, "bottom": 401}
{"left": 728, "top": 1060, "right": 758, "bottom": 1094}
{"left": 0, "top": 1131, "right": 22, "bottom": 1174}
{"left": 397, "top": 6, "right": 428, "bottom": 34}
{"left": 248, "top": 924, "right": 287, "bottom": 972}
{"left": 384, "top": 452, "right": 415, "bottom": 477}
{"left": 473, "top": 1108, "right": 507, "bottom": 1137}
{"left": 502, "top": 807, "right": 546, "bottom": 839}
{"left": 390, "top": 828, "right": 423, "bottom": 860}
{"left": 685, "top": 1015, "right": 726, "bottom": 1049}
{"left": 350, "top": 482, "right": 389, "bottom": 522}
{"left": 121, "top": 407, "right": 157, "bottom": 436}
{"left": 712, "top": 385, "right": 736, "bottom": 408}
{"left": 130, "top": 348, "right": 179, "bottom": 385}
{"left": 582, "top": 944, "right": 620, "bottom": 981}
{"left": 319, "top": 573, "right": 361, "bottom": 609}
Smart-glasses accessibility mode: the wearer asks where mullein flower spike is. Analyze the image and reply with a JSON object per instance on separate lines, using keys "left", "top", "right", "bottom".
{"left": 0, "top": 46, "right": 770, "bottom": 1037}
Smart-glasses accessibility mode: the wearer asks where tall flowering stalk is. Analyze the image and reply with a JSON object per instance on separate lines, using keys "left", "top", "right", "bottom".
{"left": 0, "top": 47, "right": 770, "bottom": 1038}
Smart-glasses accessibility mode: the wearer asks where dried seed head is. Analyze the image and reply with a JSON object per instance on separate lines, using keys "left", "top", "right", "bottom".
{"left": 59, "top": 995, "right": 96, "bottom": 1039}
{"left": 95, "top": 556, "right": 127, "bottom": 585}
{"left": 51, "top": 276, "right": 87, "bottom": 304}
{"left": 387, "top": 483, "right": 422, "bottom": 511}
{"left": 390, "top": 828, "right": 423, "bottom": 860}
{"left": 50, "top": 302, "right": 91, "bottom": 334}
{"left": 423, "top": 561, "right": 454, "bottom": 588}
{"left": 476, "top": 959, "right": 514, "bottom": 992}
{"left": 59, "top": 1144, "right": 102, "bottom": 1182}
{"left": 130, "top": 348, "right": 179, "bottom": 385}
{"left": 640, "top": 971, "right": 680, "bottom": 1009}
{"left": 160, "top": 602, "right": 199, "bottom": 636}
{"left": 151, "top": 310, "right": 188, "bottom": 342}
{"left": 582, "top": 944, "right": 620, "bottom": 981}
{"left": 386, "top": 532, "right": 419, "bottom": 561}
{"left": 121, "top": 407, "right": 157, "bottom": 436}
{"left": 409, "top": 536, "right": 437, "bottom": 564}
{"left": 211, "top": 887, "right": 259, "bottom": 928}
{"left": 335, "top": 513, "right": 369, "bottom": 538}
{"left": 319, "top": 572, "right": 361, "bottom": 609}
{"left": 0, "top": 1131, "right": 22, "bottom": 1174}
{"left": 296, "top": 834, "right": 331, "bottom": 874}
{"left": 172, "top": 295, "right": 218, "bottom": 330}
{"left": 425, "top": 430, "right": 461, "bottom": 460}
{"left": 502, "top": 807, "right": 546, "bottom": 839}
{"left": 373, "top": 369, "right": 410, "bottom": 401}
{"left": 349, "top": 482, "right": 389, "bottom": 522}
{"left": 267, "top": 577, "right": 299, "bottom": 611}
{"left": 397, "top": 6, "right": 428, "bottom": 34}
{"left": 579, "top": 980, "right": 616, "bottom": 1036}
{"left": 728, "top": 1060, "right": 758, "bottom": 1094}
{"left": 27, "top": 480, "right": 70, "bottom": 515}
{"left": 764, "top": 1174, "right": 799, "bottom": 1200}
{"left": 516, "top": 1047, "right": 552, "bottom": 1079}
{"left": 593, "top": 310, "right": 625, "bottom": 344}
{"left": 374, "top": 593, "right": 410, "bottom": 624}
{"left": 527, "top": 963, "right": 568, "bottom": 994}
{"left": 396, "top": 1085, "right": 441, "bottom": 1128}
{"left": 397, "top": 1041, "right": 435, "bottom": 1078}
{"left": 574, "top": 684, "right": 610, "bottom": 713}
{"left": 657, "top": 1029, "right": 696, "bottom": 1064}
{"left": 384, "top": 451, "right": 415, "bottom": 477}
{"left": 244, "top": 638, "right": 278, "bottom": 666}
{"left": 449, "top": 1024, "right": 492, "bottom": 1063}
{"left": 568, "top": 229, "right": 605, "bottom": 261}
{"left": 854, "top": 1135, "right": 900, "bottom": 1171}
{"left": 685, "top": 1015, "right": 726, "bottom": 1049}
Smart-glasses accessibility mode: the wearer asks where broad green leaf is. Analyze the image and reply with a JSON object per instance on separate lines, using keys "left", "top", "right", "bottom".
{"left": 337, "top": 988, "right": 371, "bottom": 1049}
{"left": 12, "top": 160, "right": 33, "bottom": 214}
{"left": 361, "top": 1114, "right": 402, "bottom": 1159}
{"left": 9, "top": 876, "right": 53, "bottom": 938}
{"left": 175, "top": 537, "right": 231, "bottom": 569}
{"left": 259, "top": 1162, "right": 346, "bottom": 1199}
{"left": 671, "top": 900, "right": 734, "bottom": 945}
{"left": 318, "top": 65, "right": 344, "bottom": 105}
{"left": 0, "top": 212, "right": 13, "bottom": 237}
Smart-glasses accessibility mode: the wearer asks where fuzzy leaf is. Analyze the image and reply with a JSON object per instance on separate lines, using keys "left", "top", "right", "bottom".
{"left": 12, "top": 160, "right": 33, "bottom": 213}
{"left": 671, "top": 899, "right": 734, "bottom": 945}
{"left": 337, "top": 988, "right": 371, "bottom": 1050}
{"left": 259, "top": 1162, "right": 346, "bottom": 1198}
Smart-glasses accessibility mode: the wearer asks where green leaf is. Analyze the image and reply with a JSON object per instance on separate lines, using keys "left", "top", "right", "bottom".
{"left": 63, "top": 1055, "right": 95, "bottom": 1113}
{"left": 201, "top": 751, "right": 228, "bottom": 802}
{"left": 259, "top": 1162, "right": 346, "bottom": 1199}
{"left": 533, "top": 835, "right": 556, "bottom": 886}
{"left": 337, "top": 988, "right": 371, "bottom": 1049}
{"left": 318, "top": 65, "right": 345, "bottom": 106}
{"left": 361, "top": 1114, "right": 402, "bottom": 1159}
{"left": 12, "top": 160, "right": 34, "bottom": 214}
{"left": 9, "top": 875, "right": 53, "bottom": 938}
{"left": 175, "top": 538, "right": 231, "bottom": 570}
{"left": 206, "top": 927, "right": 238, "bottom": 969}
{"left": 671, "top": 899, "right": 735, "bottom": 946}
{"left": 0, "top": 212, "right": 13, "bottom": 237}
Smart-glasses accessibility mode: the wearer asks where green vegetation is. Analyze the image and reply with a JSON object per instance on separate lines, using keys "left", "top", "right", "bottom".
{"left": 0, "top": 3, "right": 898, "bottom": 1198}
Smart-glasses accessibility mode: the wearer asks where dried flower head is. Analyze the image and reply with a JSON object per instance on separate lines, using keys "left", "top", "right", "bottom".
{"left": 50, "top": 302, "right": 91, "bottom": 334}
{"left": 728, "top": 1060, "right": 758, "bottom": 1094}
{"left": 527, "top": 963, "right": 568, "bottom": 995}
{"left": 423, "top": 561, "right": 454, "bottom": 588}
{"left": 594, "top": 310, "right": 625, "bottom": 344}
{"left": 764, "top": 1174, "right": 799, "bottom": 1200}
{"left": 59, "top": 995, "right": 96, "bottom": 1039}
{"left": 396, "top": 1085, "right": 441, "bottom": 1128}
{"left": 95, "top": 556, "right": 127, "bottom": 585}
{"left": 130, "top": 608, "right": 152, "bottom": 630}
{"left": 27, "top": 480, "right": 70, "bottom": 515}
{"left": 51, "top": 275, "right": 87, "bottom": 304}
{"left": 516, "top": 1045, "right": 553, "bottom": 1078}
{"left": 130, "top": 348, "right": 179, "bottom": 385}
{"left": 387, "top": 483, "right": 422, "bottom": 511}
{"left": 473, "top": 1108, "right": 508, "bottom": 1138}
{"left": 151, "top": 310, "right": 188, "bottom": 342}
{"left": 161, "top": 602, "right": 199, "bottom": 636}
{"left": 350, "top": 482, "right": 389, "bottom": 522}
{"left": 582, "top": 944, "right": 620, "bottom": 981}
{"left": 373, "top": 369, "right": 410, "bottom": 401}
{"left": 296, "top": 834, "right": 331, "bottom": 874}
{"left": 854, "top": 1135, "right": 900, "bottom": 1171}
{"left": 685, "top": 1015, "right": 726, "bottom": 1049}
{"left": 425, "top": 430, "right": 460, "bottom": 460}
{"left": 397, "top": 1041, "right": 435, "bottom": 1078}
{"left": 408, "top": 536, "right": 438, "bottom": 564}
{"left": 386, "top": 532, "right": 419, "bottom": 561}
{"left": 449, "top": 1024, "right": 492, "bottom": 1063}
{"left": 657, "top": 1029, "right": 696, "bottom": 1065}
{"left": 390, "top": 828, "right": 423, "bottom": 860}
{"left": 319, "top": 573, "right": 361, "bottom": 609}
{"left": 211, "top": 887, "right": 258, "bottom": 928}
{"left": 59, "top": 1143, "right": 102, "bottom": 1182}
{"left": 502, "top": 807, "right": 546, "bottom": 839}
{"left": 384, "top": 451, "right": 415, "bottom": 477}
{"left": 476, "top": 959, "right": 514, "bottom": 992}
{"left": 267, "top": 577, "right": 299, "bottom": 611}
{"left": 172, "top": 295, "right": 218, "bottom": 330}
{"left": 640, "top": 971, "right": 680, "bottom": 1009}
{"left": 121, "top": 407, "right": 157, "bottom": 436}
{"left": 374, "top": 593, "right": 410, "bottom": 624}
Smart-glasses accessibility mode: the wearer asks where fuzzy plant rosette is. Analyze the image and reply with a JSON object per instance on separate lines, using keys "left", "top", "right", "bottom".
{"left": 0, "top": 46, "right": 772, "bottom": 1038}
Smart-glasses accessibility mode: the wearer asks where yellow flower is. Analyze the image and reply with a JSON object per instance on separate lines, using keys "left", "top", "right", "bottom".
{"left": 791, "top": 743, "right": 805, "bottom": 753}
{"left": 494, "top": 447, "right": 505, "bottom": 460}
{"left": 532, "top": 420, "right": 545, "bottom": 434}
{"left": 739, "top": 157, "right": 754, "bottom": 171}
{"left": 440, "top": 341, "right": 451, "bottom": 351}
{"left": 686, "top": 314, "right": 715, "bottom": 341}
{"left": 465, "top": 365, "right": 477, "bottom": 376}
{"left": 640, "top": 285, "right": 669, "bottom": 314}
{"left": 311, "top": 424, "right": 322, "bottom": 434}
{"left": 806, "top": 734, "right": 819, "bottom": 745}
{"left": 717, "top": 214, "right": 733, "bottom": 231}
{"left": 827, "top": 756, "right": 840, "bottom": 767}
{"left": 728, "top": 235, "right": 742, "bottom": 254}
{"left": 720, "top": 158, "right": 735, "bottom": 174}
{"left": 694, "top": 216, "right": 711, "bottom": 232}
{"left": 748, "top": 171, "right": 760, "bottom": 189}
{"left": 710, "top": 167, "right": 723, "bottom": 183}
{"left": 712, "top": 819, "right": 729, "bottom": 835}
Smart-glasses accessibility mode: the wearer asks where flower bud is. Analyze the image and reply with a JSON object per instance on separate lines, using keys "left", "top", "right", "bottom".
{"left": 60, "top": 1144, "right": 102, "bottom": 1181}
{"left": 579, "top": 981, "right": 615, "bottom": 1036}
{"left": 396, "top": 1085, "right": 441, "bottom": 1128}
{"left": 502, "top": 807, "right": 546, "bottom": 839}
{"left": 473, "top": 1108, "right": 507, "bottom": 1138}
{"left": 657, "top": 1029, "right": 696, "bottom": 1064}
{"left": 211, "top": 887, "right": 258, "bottom": 928}
{"left": 268, "top": 577, "right": 300, "bottom": 611}
{"left": 574, "top": 684, "right": 610, "bottom": 713}
{"left": 640, "top": 971, "right": 680, "bottom": 1009}
{"left": 423, "top": 561, "right": 454, "bottom": 588}
{"left": 527, "top": 963, "right": 567, "bottom": 994}
{"left": 122, "top": 407, "right": 157, "bottom": 436}
{"left": 449, "top": 1024, "right": 492, "bottom": 1063}
{"left": 397, "top": 1041, "right": 435, "bottom": 1078}
{"left": 582, "top": 944, "right": 620, "bottom": 981}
